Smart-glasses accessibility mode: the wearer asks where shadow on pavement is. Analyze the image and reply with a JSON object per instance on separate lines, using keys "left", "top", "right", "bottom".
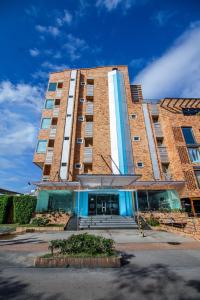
{"left": 97, "top": 263, "right": 200, "bottom": 300}
{"left": 0, "top": 237, "right": 45, "bottom": 246}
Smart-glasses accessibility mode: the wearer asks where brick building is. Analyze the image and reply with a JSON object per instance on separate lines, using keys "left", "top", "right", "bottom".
{"left": 33, "top": 65, "right": 200, "bottom": 216}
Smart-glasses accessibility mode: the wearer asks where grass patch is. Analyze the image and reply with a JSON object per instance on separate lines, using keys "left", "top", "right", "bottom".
{"left": 41, "top": 252, "right": 118, "bottom": 259}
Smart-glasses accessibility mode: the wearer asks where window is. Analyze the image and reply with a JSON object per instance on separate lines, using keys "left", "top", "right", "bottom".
{"left": 80, "top": 82, "right": 86, "bottom": 86}
{"left": 37, "top": 140, "right": 47, "bottom": 153}
{"left": 78, "top": 116, "right": 84, "bottom": 121}
{"left": 57, "top": 82, "right": 63, "bottom": 89}
{"left": 137, "top": 162, "right": 144, "bottom": 168}
{"left": 67, "top": 114, "right": 71, "bottom": 117}
{"left": 77, "top": 138, "right": 83, "bottom": 144}
{"left": 80, "top": 98, "right": 85, "bottom": 103}
{"left": 55, "top": 99, "right": 60, "bottom": 106}
{"left": 130, "top": 113, "right": 137, "bottom": 119}
{"left": 43, "top": 165, "right": 51, "bottom": 176}
{"left": 51, "top": 118, "right": 58, "bottom": 125}
{"left": 182, "top": 108, "right": 200, "bottom": 116}
{"left": 48, "top": 82, "right": 57, "bottom": 91}
{"left": 188, "top": 148, "right": 200, "bottom": 163}
{"left": 182, "top": 127, "right": 196, "bottom": 145}
{"left": 133, "top": 136, "right": 140, "bottom": 141}
{"left": 41, "top": 118, "right": 51, "bottom": 129}
{"left": 45, "top": 99, "right": 54, "bottom": 109}
{"left": 61, "top": 163, "right": 67, "bottom": 167}
{"left": 75, "top": 163, "right": 82, "bottom": 169}
{"left": 64, "top": 137, "right": 69, "bottom": 140}
{"left": 195, "top": 170, "right": 200, "bottom": 188}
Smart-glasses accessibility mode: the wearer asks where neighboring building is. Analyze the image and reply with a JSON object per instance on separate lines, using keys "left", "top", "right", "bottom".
{"left": 33, "top": 65, "right": 200, "bottom": 216}
{"left": 0, "top": 188, "right": 22, "bottom": 195}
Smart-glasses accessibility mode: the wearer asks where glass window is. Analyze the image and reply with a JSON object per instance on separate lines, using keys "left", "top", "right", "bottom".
{"left": 195, "top": 171, "right": 200, "bottom": 188}
{"left": 41, "top": 118, "right": 51, "bottom": 129}
{"left": 48, "top": 82, "right": 57, "bottom": 91}
{"left": 45, "top": 99, "right": 54, "bottom": 109}
{"left": 188, "top": 148, "right": 200, "bottom": 163}
{"left": 182, "top": 127, "right": 196, "bottom": 144}
{"left": 36, "top": 140, "right": 47, "bottom": 153}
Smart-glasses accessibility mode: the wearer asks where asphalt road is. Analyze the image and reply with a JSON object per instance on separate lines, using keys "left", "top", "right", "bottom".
{"left": 1, "top": 230, "right": 200, "bottom": 300}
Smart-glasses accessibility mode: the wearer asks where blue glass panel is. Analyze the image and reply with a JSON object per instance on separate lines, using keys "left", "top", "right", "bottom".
{"left": 41, "top": 118, "right": 51, "bottom": 129}
{"left": 36, "top": 140, "right": 47, "bottom": 153}
{"left": 48, "top": 82, "right": 57, "bottom": 91}
{"left": 182, "top": 127, "right": 196, "bottom": 144}
{"left": 188, "top": 148, "right": 200, "bottom": 163}
{"left": 45, "top": 99, "right": 54, "bottom": 109}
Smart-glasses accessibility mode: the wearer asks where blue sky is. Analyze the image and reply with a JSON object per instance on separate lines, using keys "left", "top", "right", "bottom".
{"left": 0, "top": 0, "right": 200, "bottom": 193}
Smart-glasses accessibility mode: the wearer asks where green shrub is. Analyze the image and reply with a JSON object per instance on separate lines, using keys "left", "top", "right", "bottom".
{"left": 31, "top": 217, "right": 49, "bottom": 226}
{"left": 146, "top": 217, "right": 160, "bottom": 227}
{"left": 0, "top": 196, "right": 13, "bottom": 224}
{"left": 48, "top": 233, "right": 115, "bottom": 256}
{"left": 13, "top": 195, "right": 37, "bottom": 224}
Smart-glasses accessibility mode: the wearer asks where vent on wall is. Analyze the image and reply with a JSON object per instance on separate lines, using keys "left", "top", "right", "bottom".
{"left": 172, "top": 127, "right": 184, "bottom": 143}
{"left": 183, "top": 170, "right": 197, "bottom": 190}
{"left": 177, "top": 146, "right": 190, "bottom": 164}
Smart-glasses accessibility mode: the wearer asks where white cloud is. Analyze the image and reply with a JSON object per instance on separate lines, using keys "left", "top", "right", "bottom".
{"left": 25, "top": 5, "right": 39, "bottom": 17}
{"left": 0, "top": 110, "right": 36, "bottom": 156}
{"left": 63, "top": 34, "right": 88, "bottom": 61}
{"left": 96, "top": 0, "right": 147, "bottom": 11}
{"left": 152, "top": 10, "right": 175, "bottom": 27}
{"left": 134, "top": 22, "right": 200, "bottom": 99}
{"left": 42, "top": 61, "right": 68, "bottom": 71}
{"left": 56, "top": 10, "right": 72, "bottom": 26}
{"left": 35, "top": 25, "right": 60, "bottom": 37}
{"left": 130, "top": 58, "right": 145, "bottom": 69}
{"left": 29, "top": 48, "right": 40, "bottom": 57}
{"left": 0, "top": 81, "right": 43, "bottom": 112}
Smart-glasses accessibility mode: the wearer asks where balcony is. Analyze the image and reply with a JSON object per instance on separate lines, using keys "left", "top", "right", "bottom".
{"left": 49, "top": 125, "right": 57, "bottom": 138}
{"left": 151, "top": 104, "right": 159, "bottom": 116}
{"left": 158, "top": 146, "right": 169, "bottom": 163}
{"left": 83, "top": 147, "right": 93, "bottom": 163}
{"left": 85, "top": 122, "right": 93, "bottom": 137}
{"left": 85, "top": 102, "right": 93, "bottom": 115}
{"left": 45, "top": 148, "right": 54, "bottom": 164}
{"left": 53, "top": 107, "right": 59, "bottom": 117}
{"left": 154, "top": 123, "right": 163, "bottom": 138}
{"left": 86, "top": 84, "right": 94, "bottom": 98}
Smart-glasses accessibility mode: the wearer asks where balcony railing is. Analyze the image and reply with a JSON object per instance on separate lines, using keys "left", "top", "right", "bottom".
{"left": 87, "top": 84, "right": 94, "bottom": 97}
{"left": 85, "top": 102, "right": 93, "bottom": 115}
{"left": 163, "top": 172, "right": 172, "bottom": 181}
{"left": 53, "top": 107, "right": 59, "bottom": 117}
{"left": 154, "top": 123, "right": 163, "bottom": 138}
{"left": 83, "top": 147, "right": 93, "bottom": 163}
{"left": 158, "top": 146, "right": 169, "bottom": 163}
{"left": 45, "top": 149, "right": 54, "bottom": 164}
{"left": 49, "top": 125, "right": 57, "bottom": 138}
{"left": 42, "top": 175, "right": 50, "bottom": 181}
{"left": 85, "top": 122, "right": 93, "bottom": 137}
{"left": 151, "top": 104, "right": 159, "bottom": 116}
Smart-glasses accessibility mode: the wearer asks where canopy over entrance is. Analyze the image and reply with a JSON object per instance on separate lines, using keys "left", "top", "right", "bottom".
{"left": 77, "top": 174, "right": 141, "bottom": 188}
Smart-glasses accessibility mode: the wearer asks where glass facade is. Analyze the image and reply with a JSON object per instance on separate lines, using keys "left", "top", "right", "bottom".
{"left": 195, "top": 171, "right": 200, "bottom": 188}
{"left": 36, "top": 140, "right": 47, "bottom": 153}
{"left": 45, "top": 99, "right": 54, "bottom": 109}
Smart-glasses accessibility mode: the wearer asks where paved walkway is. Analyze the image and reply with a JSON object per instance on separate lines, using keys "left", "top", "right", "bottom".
{"left": 1, "top": 229, "right": 200, "bottom": 299}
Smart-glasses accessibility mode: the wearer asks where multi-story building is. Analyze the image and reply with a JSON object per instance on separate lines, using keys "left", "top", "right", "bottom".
{"left": 33, "top": 65, "right": 200, "bottom": 217}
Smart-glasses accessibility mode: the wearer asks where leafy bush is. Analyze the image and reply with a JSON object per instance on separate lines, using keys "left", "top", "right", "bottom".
{"left": 48, "top": 233, "right": 115, "bottom": 256}
{"left": 146, "top": 217, "right": 160, "bottom": 227}
{"left": 31, "top": 217, "right": 49, "bottom": 226}
{"left": 0, "top": 196, "right": 13, "bottom": 224}
{"left": 13, "top": 195, "right": 37, "bottom": 224}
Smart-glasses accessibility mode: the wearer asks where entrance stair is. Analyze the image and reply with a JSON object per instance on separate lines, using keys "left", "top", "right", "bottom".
{"left": 79, "top": 215, "right": 138, "bottom": 229}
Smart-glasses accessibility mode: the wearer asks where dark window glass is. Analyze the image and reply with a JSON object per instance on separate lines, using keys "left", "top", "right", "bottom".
{"left": 182, "top": 108, "right": 200, "bottom": 116}
{"left": 182, "top": 127, "right": 196, "bottom": 144}
{"left": 48, "top": 82, "right": 57, "bottom": 91}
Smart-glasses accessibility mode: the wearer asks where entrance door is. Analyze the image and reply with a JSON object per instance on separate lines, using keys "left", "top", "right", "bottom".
{"left": 88, "top": 194, "right": 119, "bottom": 215}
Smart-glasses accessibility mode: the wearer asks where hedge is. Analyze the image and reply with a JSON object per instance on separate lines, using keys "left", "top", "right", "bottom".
{"left": 13, "top": 195, "right": 37, "bottom": 224}
{"left": 0, "top": 195, "right": 13, "bottom": 224}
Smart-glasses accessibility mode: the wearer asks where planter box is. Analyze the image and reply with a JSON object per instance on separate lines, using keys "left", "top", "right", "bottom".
{"left": 16, "top": 226, "right": 64, "bottom": 233}
{"left": 35, "top": 256, "right": 121, "bottom": 268}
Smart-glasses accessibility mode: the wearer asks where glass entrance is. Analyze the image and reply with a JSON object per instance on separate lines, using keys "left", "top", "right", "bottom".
{"left": 88, "top": 194, "right": 119, "bottom": 215}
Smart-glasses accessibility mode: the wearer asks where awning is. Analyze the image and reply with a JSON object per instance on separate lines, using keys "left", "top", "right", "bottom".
{"left": 77, "top": 174, "right": 141, "bottom": 188}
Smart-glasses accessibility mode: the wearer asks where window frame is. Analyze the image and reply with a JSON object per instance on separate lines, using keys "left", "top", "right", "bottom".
{"left": 41, "top": 118, "right": 51, "bottom": 129}
{"left": 75, "top": 163, "right": 82, "bottom": 169}
{"left": 182, "top": 127, "right": 196, "bottom": 145}
{"left": 133, "top": 136, "right": 140, "bottom": 141}
{"left": 76, "top": 138, "right": 84, "bottom": 144}
{"left": 36, "top": 140, "right": 47, "bottom": 153}
{"left": 48, "top": 82, "right": 57, "bottom": 92}
{"left": 137, "top": 162, "right": 144, "bottom": 168}
{"left": 188, "top": 147, "right": 200, "bottom": 163}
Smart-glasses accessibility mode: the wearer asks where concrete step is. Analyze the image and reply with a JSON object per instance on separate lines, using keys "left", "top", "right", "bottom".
{"left": 79, "top": 215, "right": 138, "bottom": 229}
